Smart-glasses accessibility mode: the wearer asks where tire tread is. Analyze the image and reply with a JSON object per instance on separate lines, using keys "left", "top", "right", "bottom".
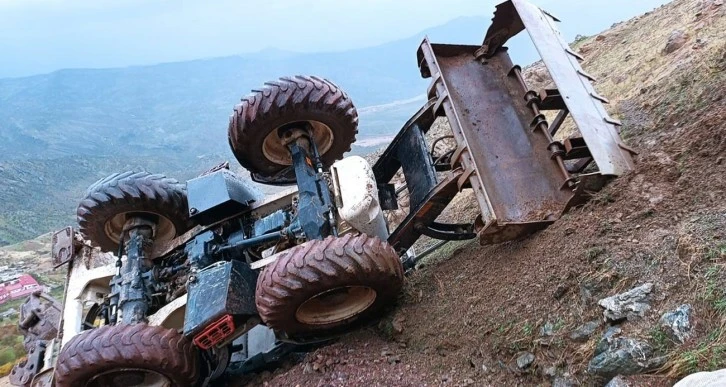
{"left": 256, "top": 234, "right": 403, "bottom": 336}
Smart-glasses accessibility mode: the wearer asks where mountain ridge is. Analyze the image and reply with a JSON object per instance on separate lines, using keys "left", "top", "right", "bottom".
{"left": 0, "top": 16, "right": 490, "bottom": 162}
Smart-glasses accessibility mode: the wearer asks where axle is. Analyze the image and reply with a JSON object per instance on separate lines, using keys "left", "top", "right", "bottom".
{"left": 283, "top": 125, "right": 337, "bottom": 240}
{"left": 109, "top": 216, "right": 157, "bottom": 325}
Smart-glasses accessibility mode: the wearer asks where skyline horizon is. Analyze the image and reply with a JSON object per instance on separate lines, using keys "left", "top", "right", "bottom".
{"left": 0, "top": 0, "right": 671, "bottom": 79}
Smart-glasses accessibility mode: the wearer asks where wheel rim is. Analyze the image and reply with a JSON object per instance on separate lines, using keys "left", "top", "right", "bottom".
{"left": 87, "top": 368, "right": 172, "bottom": 387}
{"left": 295, "top": 286, "right": 377, "bottom": 325}
{"left": 104, "top": 211, "right": 177, "bottom": 245}
{"left": 261, "top": 120, "right": 335, "bottom": 166}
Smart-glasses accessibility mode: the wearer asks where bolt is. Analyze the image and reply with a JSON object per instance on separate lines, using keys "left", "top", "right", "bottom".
{"left": 189, "top": 208, "right": 198, "bottom": 215}
{"left": 188, "top": 275, "right": 197, "bottom": 283}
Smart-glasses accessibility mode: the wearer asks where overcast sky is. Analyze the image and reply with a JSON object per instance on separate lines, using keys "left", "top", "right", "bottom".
{"left": 0, "top": 0, "right": 671, "bottom": 79}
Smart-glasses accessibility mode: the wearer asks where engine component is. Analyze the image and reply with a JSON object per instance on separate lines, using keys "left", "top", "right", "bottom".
{"left": 331, "top": 156, "right": 388, "bottom": 240}
{"left": 184, "top": 260, "right": 258, "bottom": 343}
{"left": 253, "top": 210, "right": 290, "bottom": 236}
{"left": 287, "top": 129, "right": 336, "bottom": 240}
{"left": 16, "top": 292, "right": 61, "bottom": 351}
{"left": 186, "top": 169, "right": 258, "bottom": 225}
{"left": 107, "top": 216, "right": 157, "bottom": 325}
{"left": 226, "top": 325, "right": 303, "bottom": 375}
{"left": 9, "top": 340, "right": 47, "bottom": 386}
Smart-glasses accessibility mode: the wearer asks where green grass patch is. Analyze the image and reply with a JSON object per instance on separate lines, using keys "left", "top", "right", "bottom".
{"left": 700, "top": 265, "right": 726, "bottom": 314}
{"left": 649, "top": 326, "right": 674, "bottom": 355}
{"left": 705, "top": 243, "right": 726, "bottom": 261}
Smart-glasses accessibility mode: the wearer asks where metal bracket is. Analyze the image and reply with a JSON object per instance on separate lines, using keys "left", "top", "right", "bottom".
{"left": 482, "top": 0, "right": 634, "bottom": 176}
{"left": 52, "top": 227, "right": 75, "bottom": 268}
{"left": 414, "top": 222, "right": 477, "bottom": 240}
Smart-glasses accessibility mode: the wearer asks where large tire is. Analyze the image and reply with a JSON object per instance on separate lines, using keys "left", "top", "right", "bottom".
{"left": 77, "top": 171, "right": 192, "bottom": 253}
{"left": 228, "top": 75, "right": 358, "bottom": 178}
{"left": 54, "top": 324, "right": 199, "bottom": 387}
{"left": 255, "top": 234, "right": 404, "bottom": 340}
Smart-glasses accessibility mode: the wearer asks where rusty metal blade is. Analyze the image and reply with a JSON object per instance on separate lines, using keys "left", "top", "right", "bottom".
{"left": 510, "top": 0, "right": 635, "bottom": 175}
{"left": 418, "top": 41, "right": 572, "bottom": 225}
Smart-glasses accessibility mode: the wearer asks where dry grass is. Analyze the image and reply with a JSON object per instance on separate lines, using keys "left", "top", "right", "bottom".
{"left": 528, "top": 0, "right": 726, "bottom": 142}
{"left": 662, "top": 217, "right": 726, "bottom": 377}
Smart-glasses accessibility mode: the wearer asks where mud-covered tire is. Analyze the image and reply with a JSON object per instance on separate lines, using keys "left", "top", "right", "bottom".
{"left": 54, "top": 324, "right": 199, "bottom": 387}
{"left": 228, "top": 75, "right": 358, "bottom": 178}
{"left": 77, "top": 171, "right": 192, "bottom": 253}
{"left": 255, "top": 234, "right": 404, "bottom": 340}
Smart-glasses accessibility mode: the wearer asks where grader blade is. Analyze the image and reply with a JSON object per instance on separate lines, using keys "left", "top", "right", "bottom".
{"left": 481, "top": 0, "right": 635, "bottom": 176}
{"left": 376, "top": 0, "right": 635, "bottom": 253}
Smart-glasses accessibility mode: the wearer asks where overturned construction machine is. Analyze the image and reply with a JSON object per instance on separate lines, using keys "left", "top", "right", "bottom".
{"left": 11, "top": 1, "right": 634, "bottom": 386}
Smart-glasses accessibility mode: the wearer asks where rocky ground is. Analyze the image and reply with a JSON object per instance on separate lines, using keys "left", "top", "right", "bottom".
{"left": 232, "top": 0, "right": 726, "bottom": 385}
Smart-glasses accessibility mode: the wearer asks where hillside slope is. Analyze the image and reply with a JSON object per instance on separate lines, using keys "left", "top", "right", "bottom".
{"left": 239, "top": 0, "right": 726, "bottom": 385}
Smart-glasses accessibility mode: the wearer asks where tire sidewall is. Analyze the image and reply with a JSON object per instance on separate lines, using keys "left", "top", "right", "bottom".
{"left": 77, "top": 172, "right": 192, "bottom": 253}
{"left": 228, "top": 76, "right": 358, "bottom": 178}
{"left": 54, "top": 324, "right": 199, "bottom": 387}
{"left": 83, "top": 198, "right": 189, "bottom": 252}
{"left": 276, "top": 270, "right": 401, "bottom": 335}
{"left": 256, "top": 234, "right": 404, "bottom": 340}
{"left": 60, "top": 362, "right": 196, "bottom": 387}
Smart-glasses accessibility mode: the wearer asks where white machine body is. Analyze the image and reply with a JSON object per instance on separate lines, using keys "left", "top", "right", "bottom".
{"left": 331, "top": 156, "right": 389, "bottom": 241}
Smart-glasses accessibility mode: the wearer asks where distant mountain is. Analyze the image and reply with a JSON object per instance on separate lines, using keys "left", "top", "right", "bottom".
{"left": 0, "top": 16, "right": 495, "bottom": 245}
{"left": 0, "top": 16, "right": 489, "bottom": 162}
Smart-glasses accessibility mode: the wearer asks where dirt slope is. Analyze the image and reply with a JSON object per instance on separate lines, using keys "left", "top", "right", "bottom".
{"left": 237, "top": 0, "right": 726, "bottom": 386}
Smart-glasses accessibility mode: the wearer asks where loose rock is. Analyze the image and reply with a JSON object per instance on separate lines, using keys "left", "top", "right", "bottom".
{"left": 553, "top": 376, "right": 577, "bottom": 387}
{"left": 516, "top": 352, "right": 536, "bottom": 370}
{"left": 663, "top": 30, "right": 689, "bottom": 54}
{"left": 598, "top": 283, "right": 653, "bottom": 322}
{"left": 544, "top": 366, "right": 557, "bottom": 377}
{"left": 605, "top": 375, "right": 630, "bottom": 387}
{"left": 303, "top": 363, "right": 314, "bottom": 374}
{"left": 692, "top": 38, "right": 708, "bottom": 50}
{"left": 659, "top": 304, "right": 694, "bottom": 344}
{"left": 588, "top": 333, "right": 666, "bottom": 378}
{"left": 391, "top": 315, "right": 405, "bottom": 334}
{"left": 570, "top": 320, "right": 601, "bottom": 342}
{"left": 540, "top": 321, "right": 556, "bottom": 337}
{"left": 594, "top": 327, "right": 621, "bottom": 355}
{"left": 580, "top": 281, "right": 600, "bottom": 304}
